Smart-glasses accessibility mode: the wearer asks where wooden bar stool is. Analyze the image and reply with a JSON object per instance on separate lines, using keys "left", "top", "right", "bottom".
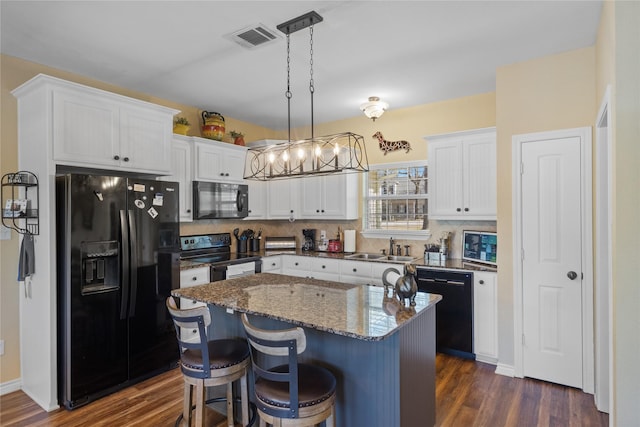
{"left": 241, "top": 313, "right": 336, "bottom": 427}
{"left": 166, "top": 296, "right": 250, "bottom": 427}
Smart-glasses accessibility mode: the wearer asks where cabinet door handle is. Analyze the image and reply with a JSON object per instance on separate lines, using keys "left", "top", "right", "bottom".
{"left": 187, "top": 209, "right": 191, "bottom": 213}
{"left": 123, "top": 157, "right": 129, "bottom": 162}
{"left": 113, "top": 155, "right": 120, "bottom": 160}
{"left": 322, "top": 265, "right": 326, "bottom": 269}
{"left": 271, "top": 262, "right": 276, "bottom": 266}
{"left": 316, "top": 209, "right": 320, "bottom": 213}
{"left": 220, "top": 173, "right": 225, "bottom": 176}
{"left": 321, "top": 209, "right": 325, "bottom": 213}
{"left": 353, "top": 268, "right": 357, "bottom": 272}
{"left": 456, "top": 208, "right": 461, "bottom": 212}
{"left": 479, "top": 279, "right": 484, "bottom": 285}
{"left": 295, "top": 262, "right": 299, "bottom": 266}
{"left": 464, "top": 207, "right": 469, "bottom": 212}
{"left": 192, "top": 276, "right": 197, "bottom": 281}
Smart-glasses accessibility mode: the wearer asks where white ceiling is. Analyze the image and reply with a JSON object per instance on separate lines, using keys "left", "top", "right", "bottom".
{"left": 1, "top": 1, "right": 602, "bottom": 130}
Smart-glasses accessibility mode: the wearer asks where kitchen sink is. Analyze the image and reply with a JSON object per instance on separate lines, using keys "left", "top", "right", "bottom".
{"left": 345, "top": 253, "right": 385, "bottom": 260}
{"left": 345, "top": 253, "right": 417, "bottom": 263}
{"left": 383, "top": 255, "right": 417, "bottom": 262}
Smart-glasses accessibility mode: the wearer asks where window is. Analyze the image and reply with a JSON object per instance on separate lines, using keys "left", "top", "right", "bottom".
{"left": 362, "top": 161, "right": 430, "bottom": 239}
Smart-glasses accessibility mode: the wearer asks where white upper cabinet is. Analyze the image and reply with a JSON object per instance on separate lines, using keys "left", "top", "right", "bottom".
{"left": 267, "top": 179, "right": 299, "bottom": 220}
{"left": 426, "top": 128, "right": 496, "bottom": 220}
{"left": 246, "top": 179, "right": 267, "bottom": 219}
{"left": 160, "top": 135, "right": 193, "bottom": 222}
{"left": 300, "top": 173, "right": 358, "bottom": 220}
{"left": 194, "top": 138, "right": 247, "bottom": 183}
{"left": 48, "top": 78, "right": 177, "bottom": 174}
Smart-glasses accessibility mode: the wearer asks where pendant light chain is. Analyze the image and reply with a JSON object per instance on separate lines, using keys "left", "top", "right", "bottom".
{"left": 286, "top": 33, "right": 292, "bottom": 142}
{"left": 309, "top": 25, "right": 315, "bottom": 139}
{"left": 244, "top": 11, "right": 370, "bottom": 181}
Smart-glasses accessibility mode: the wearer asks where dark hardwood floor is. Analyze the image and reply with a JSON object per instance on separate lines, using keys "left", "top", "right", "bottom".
{"left": 0, "top": 354, "right": 608, "bottom": 426}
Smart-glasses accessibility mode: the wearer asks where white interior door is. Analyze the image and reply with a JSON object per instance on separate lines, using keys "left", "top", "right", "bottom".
{"left": 521, "top": 136, "right": 583, "bottom": 388}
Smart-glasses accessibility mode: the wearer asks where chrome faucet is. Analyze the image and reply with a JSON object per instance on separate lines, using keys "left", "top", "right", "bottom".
{"left": 389, "top": 237, "right": 395, "bottom": 255}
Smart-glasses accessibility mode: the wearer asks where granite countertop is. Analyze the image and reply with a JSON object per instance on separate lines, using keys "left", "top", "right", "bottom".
{"left": 172, "top": 272, "right": 441, "bottom": 341}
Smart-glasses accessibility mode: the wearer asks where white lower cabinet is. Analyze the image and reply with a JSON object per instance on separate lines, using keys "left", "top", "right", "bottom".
{"left": 261, "top": 255, "right": 282, "bottom": 273}
{"left": 179, "top": 266, "right": 210, "bottom": 342}
{"left": 339, "top": 260, "right": 373, "bottom": 285}
{"left": 370, "top": 263, "right": 403, "bottom": 287}
{"left": 473, "top": 271, "right": 498, "bottom": 363}
{"left": 310, "top": 258, "right": 341, "bottom": 281}
{"left": 281, "top": 255, "right": 312, "bottom": 277}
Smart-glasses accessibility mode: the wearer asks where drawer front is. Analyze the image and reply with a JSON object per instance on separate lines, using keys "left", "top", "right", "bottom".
{"left": 179, "top": 297, "right": 206, "bottom": 310}
{"left": 282, "top": 255, "right": 312, "bottom": 271}
{"left": 340, "top": 260, "right": 373, "bottom": 278}
{"left": 262, "top": 256, "right": 282, "bottom": 272}
{"left": 180, "top": 266, "right": 210, "bottom": 287}
{"left": 311, "top": 257, "right": 341, "bottom": 274}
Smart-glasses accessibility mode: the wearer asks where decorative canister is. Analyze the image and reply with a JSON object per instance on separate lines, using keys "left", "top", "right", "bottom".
{"left": 201, "top": 111, "right": 225, "bottom": 141}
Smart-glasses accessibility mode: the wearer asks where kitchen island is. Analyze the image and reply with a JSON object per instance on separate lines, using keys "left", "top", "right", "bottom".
{"left": 172, "top": 273, "right": 441, "bottom": 427}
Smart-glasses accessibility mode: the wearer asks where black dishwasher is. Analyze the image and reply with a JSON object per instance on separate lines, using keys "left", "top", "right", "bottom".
{"left": 416, "top": 267, "right": 474, "bottom": 359}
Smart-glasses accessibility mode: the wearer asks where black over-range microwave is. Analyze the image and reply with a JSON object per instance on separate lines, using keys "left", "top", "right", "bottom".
{"left": 192, "top": 181, "right": 249, "bottom": 219}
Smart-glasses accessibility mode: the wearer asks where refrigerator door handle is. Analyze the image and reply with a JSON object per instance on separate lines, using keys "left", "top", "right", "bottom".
{"left": 119, "top": 210, "right": 130, "bottom": 320}
{"left": 128, "top": 210, "right": 138, "bottom": 317}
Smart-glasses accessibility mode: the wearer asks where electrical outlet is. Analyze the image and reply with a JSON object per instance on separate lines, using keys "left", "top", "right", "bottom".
{"left": 0, "top": 340, "right": 5, "bottom": 356}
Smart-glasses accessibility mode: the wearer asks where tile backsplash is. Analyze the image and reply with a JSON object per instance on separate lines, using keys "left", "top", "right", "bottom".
{"left": 181, "top": 219, "right": 496, "bottom": 260}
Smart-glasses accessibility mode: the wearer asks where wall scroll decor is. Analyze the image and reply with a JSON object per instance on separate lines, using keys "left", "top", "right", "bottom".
{"left": 373, "top": 131, "right": 411, "bottom": 155}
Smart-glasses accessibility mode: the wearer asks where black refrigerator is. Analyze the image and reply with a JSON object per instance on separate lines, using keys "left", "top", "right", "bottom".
{"left": 56, "top": 173, "right": 181, "bottom": 409}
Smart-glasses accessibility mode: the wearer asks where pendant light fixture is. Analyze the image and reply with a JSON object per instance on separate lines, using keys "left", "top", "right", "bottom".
{"left": 244, "top": 11, "right": 369, "bottom": 181}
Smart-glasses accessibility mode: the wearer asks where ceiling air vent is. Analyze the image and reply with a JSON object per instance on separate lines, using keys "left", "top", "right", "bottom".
{"left": 225, "top": 24, "right": 280, "bottom": 49}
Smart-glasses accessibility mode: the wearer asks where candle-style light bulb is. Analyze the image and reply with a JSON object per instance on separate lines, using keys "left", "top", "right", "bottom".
{"left": 268, "top": 152, "right": 275, "bottom": 176}
{"left": 333, "top": 143, "right": 340, "bottom": 169}
{"left": 315, "top": 145, "right": 322, "bottom": 170}
{"left": 297, "top": 147, "right": 305, "bottom": 172}
{"left": 282, "top": 151, "right": 289, "bottom": 174}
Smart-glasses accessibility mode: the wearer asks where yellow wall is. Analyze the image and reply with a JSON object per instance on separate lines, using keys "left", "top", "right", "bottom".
{"left": 610, "top": 2, "right": 640, "bottom": 425}
{"left": 495, "top": 47, "right": 596, "bottom": 365}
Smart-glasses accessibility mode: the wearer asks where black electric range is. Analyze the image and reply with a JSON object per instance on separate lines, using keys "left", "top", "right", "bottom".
{"left": 179, "top": 233, "right": 262, "bottom": 280}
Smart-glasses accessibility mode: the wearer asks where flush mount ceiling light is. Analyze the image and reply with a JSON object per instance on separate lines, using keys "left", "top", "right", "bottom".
{"left": 244, "top": 11, "right": 369, "bottom": 181}
{"left": 360, "top": 96, "right": 389, "bottom": 121}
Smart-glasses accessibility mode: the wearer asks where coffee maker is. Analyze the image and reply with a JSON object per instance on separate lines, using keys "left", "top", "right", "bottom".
{"left": 302, "top": 229, "right": 316, "bottom": 251}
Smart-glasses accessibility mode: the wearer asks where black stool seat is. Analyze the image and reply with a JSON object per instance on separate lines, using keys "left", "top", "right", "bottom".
{"left": 181, "top": 338, "right": 250, "bottom": 371}
{"left": 255, "top": 364, "right": 336, "bottom": 409}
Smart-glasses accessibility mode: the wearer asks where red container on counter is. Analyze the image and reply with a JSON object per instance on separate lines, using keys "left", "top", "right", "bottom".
{"left": 328, "top": 239, "right": 342, "bottom": 253}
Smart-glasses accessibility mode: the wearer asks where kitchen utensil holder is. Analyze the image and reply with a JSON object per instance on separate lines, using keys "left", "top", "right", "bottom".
{"left": 237, "top": 239, "right": 247, "bottom": 253}
{"left": 249, "top": 238, "right": 260, "bottom": 252}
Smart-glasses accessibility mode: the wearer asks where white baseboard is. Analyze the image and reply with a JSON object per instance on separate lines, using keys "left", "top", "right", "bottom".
{"left": 495, "top": 363, "right": 515, "bottom": 377}
{"left": 475, "top": 354, "right": 498, "bottom": 365}
{"left": 0, "top": 377, "right": 22, "bottom": 396}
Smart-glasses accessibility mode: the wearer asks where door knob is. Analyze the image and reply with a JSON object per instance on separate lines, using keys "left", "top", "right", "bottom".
{"left": 567, "top": 271, "right": 578, "bottom": 280}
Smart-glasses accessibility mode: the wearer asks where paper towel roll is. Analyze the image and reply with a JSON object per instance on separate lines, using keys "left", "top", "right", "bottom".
{"left": 343, "top": 230, "right": 356, "bottom": 253}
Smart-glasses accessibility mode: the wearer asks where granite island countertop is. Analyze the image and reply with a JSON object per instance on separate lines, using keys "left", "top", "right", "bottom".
{"left": 172, "top": 272, "right": 441, "bottom": 341}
